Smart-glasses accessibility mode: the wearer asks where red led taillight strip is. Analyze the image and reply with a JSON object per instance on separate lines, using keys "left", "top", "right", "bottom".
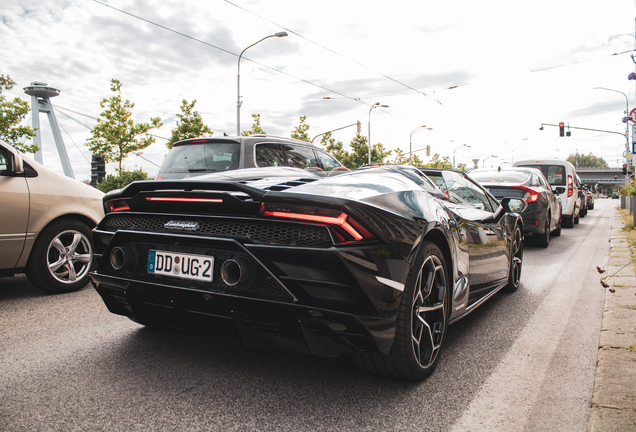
{"left": 106, "top": 199, "right": 130, "bottom": 213}
{"left": 261, "top": 203, "right": 372, "bottom": 242}
{"left": 145, "top": 197, "right": 223, "bottom": 203}
{"left": 264, "top": 209, "right": 364, "bottom": 240}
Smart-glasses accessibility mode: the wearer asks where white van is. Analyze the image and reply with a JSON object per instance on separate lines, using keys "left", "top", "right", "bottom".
{"left": 512, "top": 159, "right": 582, "bottom": 228}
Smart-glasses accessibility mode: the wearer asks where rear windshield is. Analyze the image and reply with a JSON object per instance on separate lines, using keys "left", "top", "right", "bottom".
{"left": 517, "top": 164, "right": 565, "bottom": 186}
{"left": 161, "top": 143, "right": 240, "bottom": 173}
{"left": 470, "top": 171, "right": 530, "bottom": 183}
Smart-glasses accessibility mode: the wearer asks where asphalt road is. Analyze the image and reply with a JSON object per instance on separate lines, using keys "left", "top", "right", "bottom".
{"left": 0, "top": 199, "right": 613, "bottom": 432}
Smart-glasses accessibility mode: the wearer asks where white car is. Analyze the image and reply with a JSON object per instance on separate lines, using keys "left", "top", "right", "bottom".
{"left": 0, "top": 140, "right": 104, "bottom": 293}
{"left": 513, "top": 159, "right": 582, "bottom": 228}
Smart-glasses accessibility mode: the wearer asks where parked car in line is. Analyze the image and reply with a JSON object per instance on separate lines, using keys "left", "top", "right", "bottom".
{"left": 513, "top": 159, "right": 582, "bottom": 228}
{"left": 468, "top": 167, "right": 562, "bottom": 248}
{"left": 155, "top": 134, "right": 343, "bottom": 180}
{"left": 0, "top": 139, "right": 104, "bottom": 293}
{"left": 89, "top": 165, "right": 526, "bottom": 380}
{"left": 612, "top": 192, "right": 619, "bottom": 199}
{"left": 582, "top": 185, "right": 595, "bottom": 210}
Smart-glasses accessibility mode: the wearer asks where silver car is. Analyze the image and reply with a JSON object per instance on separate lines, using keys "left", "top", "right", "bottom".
{"left": 155, "top": 135, "right": 343, "bottom": 180}
{"left": 0, "top": 140, "right": 104, "bottom": 293}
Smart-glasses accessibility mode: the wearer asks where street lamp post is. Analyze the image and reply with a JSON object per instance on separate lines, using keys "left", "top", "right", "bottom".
{"left": 593, "top": 87, "right": 630, "bottom": 158}
{"left": 409, "top": 125, "right": 430, "bottom": 165}
{"left": 452, "top": 143, "right": 470, "bottom": 169}
{"left": 368, "top": 102, "right": 389, "bottom": 165}
{"left": 483, "top": 155, "right": 496, "bottom": 167}
{"left": 237, "top": 32, "right": 287, "bottom": 136}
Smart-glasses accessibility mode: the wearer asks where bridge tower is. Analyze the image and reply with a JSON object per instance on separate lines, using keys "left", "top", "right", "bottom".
{"left": 23, "top": 82, "right": 74, "bottom": 179}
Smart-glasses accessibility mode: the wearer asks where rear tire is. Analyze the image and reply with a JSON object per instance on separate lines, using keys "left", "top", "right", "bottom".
{"left": 353, "top": 241, "right": 449, "bottom": 380}
{"left": 563, "top": 216, "right": 574, "bottom": 228}
{"left": 552, "top": 217, "right": 562, "bottom": 237}
{"left": 535, "top": 214, "right": 550, "bottom": 248}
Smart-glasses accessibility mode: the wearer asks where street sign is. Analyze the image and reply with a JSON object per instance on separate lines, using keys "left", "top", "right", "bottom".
{"left": 630, "top": 108, "right": 636, "bottom": 123}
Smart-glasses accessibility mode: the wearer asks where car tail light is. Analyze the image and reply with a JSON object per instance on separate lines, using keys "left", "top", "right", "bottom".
{"left": 513, "top": 186, "right": 540, "bottom": 203}
{"left": 567, "top": 175, "right": 573, "bottom": 197}
{"left": 154, "top": 176, "right": 166, "bottom": 180}
{"left": 105, "top": 199, "right": 130, "bottom": 214}
{"left": 145, "top": 197, "right": 223, "bottom": 203}
{"left": 261, "top": 203, "right": 373, "bottom": 243}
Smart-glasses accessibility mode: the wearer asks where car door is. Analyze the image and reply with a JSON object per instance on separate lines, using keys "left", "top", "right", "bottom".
{"left": 282, "top": 143, "right": 322, "bottom": 172}
{"left": 438, "top": 171, "right": 509, "bottom": 288}
{"left": 0, "top": 145, "right": 30, "bottom": 270}
{"left": 314, "top": 149, "right": 343, "bottom": 173}
{"left": 536, "top": 171, "right": 560, "bottom": 230}
{"left": 254, "top": 143, "right": 285, "bottom": 167}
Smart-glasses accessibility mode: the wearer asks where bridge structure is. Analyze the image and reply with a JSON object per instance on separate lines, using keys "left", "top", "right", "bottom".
{"left": 576, "top": 167, "right": 629, "bottom": 186}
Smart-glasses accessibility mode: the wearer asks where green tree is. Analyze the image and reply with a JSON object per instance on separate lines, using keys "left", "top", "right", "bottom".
{"left": 424, "top": 153, "right": 452, "bottom": 169}
{"left": 291, "top": 115, "right": 310, "bottom": 142}
{"left": 392, "top": 147, "right": 425, "bottom": 167}
{"left": 320, "top": 132, "right": 391, "bottom": 169}
{"left": 0, "top": 74, "right": 38, "bottom": 153}
{"left": 241, "top": 113, "right": 265, "bottom": 136}
{"left": 319, "top": 132, "right": 391, "bottom": 169}
{"left": 166, "top": 99, "right": 212, "bottom": 149}
{"left": 567, "top": 152, "right": 609, "bottom": 168}
{"left": 349, "top": 134, "right": 392, "bottom": 167}
{"left": 96, "top": 168, "right": 149, "bottom": 193}
{"left": 86, "top": 79, "right": 163, "bottom": 171}
{"left": 320, "top": 132, "right": 352, "bottom": 167}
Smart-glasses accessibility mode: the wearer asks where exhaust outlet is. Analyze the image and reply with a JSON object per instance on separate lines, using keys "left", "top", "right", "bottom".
{"left": 110, "top": 246, "right": 137, "bottom": 270}
{"left": 221, "top": 257, "right": 254, "bottom": 286}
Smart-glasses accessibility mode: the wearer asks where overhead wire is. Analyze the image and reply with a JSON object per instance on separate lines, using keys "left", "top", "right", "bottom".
{"left": 54, "top": 104, "right": 170, "bottom": 141}
{"left": 89, "top": 0, "right": 382, "bottom": 111}
{"left": 222, "top": 0, "right": 452, "bottom": 111}
{"left": 55, "top": 117, "right": 91, "bottom": 164}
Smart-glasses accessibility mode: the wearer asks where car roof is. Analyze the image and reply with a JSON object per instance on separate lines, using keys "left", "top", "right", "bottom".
{"left": 469, "top": 167, "right": 541, "bottom": 175}
{"left": 174, "top": 134, "right": 320, "bottom": 148}
{"left": 513, "top": 159, "right": 575, "bottom": 169}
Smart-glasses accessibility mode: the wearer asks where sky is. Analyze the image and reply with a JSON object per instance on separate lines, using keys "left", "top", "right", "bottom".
{"left": 2, "top": 0, "right": 636, "bottom": 181}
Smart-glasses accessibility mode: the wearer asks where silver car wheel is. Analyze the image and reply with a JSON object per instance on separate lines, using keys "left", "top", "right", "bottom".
{"left": 46, "top": 229, "right": 93, "bottom": 284}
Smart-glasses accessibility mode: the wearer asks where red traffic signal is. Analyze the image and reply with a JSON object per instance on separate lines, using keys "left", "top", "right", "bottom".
{"left": 559, "top": 122, "right": 565, "bottom": 137}
{"left": 623, "top": 163, "right": 628, "bottom": 175}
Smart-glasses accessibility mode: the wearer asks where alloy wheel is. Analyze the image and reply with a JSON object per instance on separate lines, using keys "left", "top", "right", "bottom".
{"left": 412, "top": 254, "right": 447, "bottom": 369}
{"left": 47, "top": 229, "right": 93, "bottom": 285}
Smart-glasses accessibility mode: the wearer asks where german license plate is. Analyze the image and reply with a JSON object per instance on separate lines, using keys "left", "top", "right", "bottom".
{"left": 147, "top": 250, "right": 213, "bottom": 282}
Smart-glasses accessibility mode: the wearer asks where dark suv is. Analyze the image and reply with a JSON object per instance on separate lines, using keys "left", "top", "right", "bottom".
{"left": 155, "top": 135, "right": 343, "bottom": 180}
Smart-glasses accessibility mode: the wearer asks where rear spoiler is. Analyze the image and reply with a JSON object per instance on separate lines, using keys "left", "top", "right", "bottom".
{"left": 118, "top": 180, "right": 268, "bottom": 201}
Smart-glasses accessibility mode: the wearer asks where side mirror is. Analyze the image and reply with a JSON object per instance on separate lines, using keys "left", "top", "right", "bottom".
{"left": 553, "top": 186, "right": 565, "bottom": 195}
{"left": 4, "top": 144, "right": 24, "bottom": 175}
{"left": 500, "top": 197, "right": 527, "bottom": 214}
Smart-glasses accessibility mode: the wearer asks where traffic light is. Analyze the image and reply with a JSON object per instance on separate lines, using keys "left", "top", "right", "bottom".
{"left": 91, "top": 154, "right": 105, "bottom": 186}
{"left": 559, "top": 122, "right": 565, "bottom": 137}
{"left": 426, "top": 145, "right": 431, "bottom": 156}
{"left": 623, "top": 163, "right": 627, "bottom": 175}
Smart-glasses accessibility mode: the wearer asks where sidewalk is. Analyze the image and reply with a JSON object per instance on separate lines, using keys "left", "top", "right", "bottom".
{"left": 587, "top": 206, "right": 636, "bottom": 431}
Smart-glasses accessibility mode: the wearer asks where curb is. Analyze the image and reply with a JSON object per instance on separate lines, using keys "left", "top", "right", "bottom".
{"left": 588, "top": 207, "right": 636, "bottom": 432}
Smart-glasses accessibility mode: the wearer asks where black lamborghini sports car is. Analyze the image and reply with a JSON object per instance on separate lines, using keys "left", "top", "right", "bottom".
{"left": 90, "top": 165, "right": 525, "bottom": 380}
